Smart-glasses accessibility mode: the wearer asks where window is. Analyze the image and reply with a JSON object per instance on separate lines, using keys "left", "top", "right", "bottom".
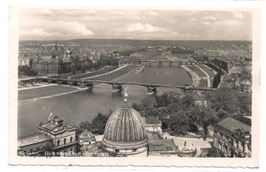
{"left": 70, "top": 137, "right": 73, "bottom": 143}
{"left": 115, "top": 149, "right": 119, "bottom": 153}
{"left": 64, "top": 138, "right": 66, "bottom": 145}
{"left": 57, "top": 140, "right": 60, "bottom": 146}
{"left": 133, "top": 148, "right": 137, "bottom": 152}
{"left": 224, "top": 145, "right": 228, "bottom": 151}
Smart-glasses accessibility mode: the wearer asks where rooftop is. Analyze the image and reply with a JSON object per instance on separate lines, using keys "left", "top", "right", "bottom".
{"left": 147, "top": 131, "right": 177, "bottom": 152}
{"left": 148, "top": 139, "right": 177, "bottom": 152}
{"left": 144, "top": 117, "right": 161, "bottom": 125}
{"left": 18, "top": 133, "right": 52, "bottom": 148}
{"left": 79, "top": 130, "right": 96, "bottom": 142}
{"left": 217, "top": 116, "right": 251, "bottom": 133}
{"left": 39, "top": 114, "right": 76, "bottom": 134}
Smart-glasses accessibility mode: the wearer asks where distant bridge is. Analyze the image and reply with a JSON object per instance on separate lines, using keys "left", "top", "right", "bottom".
{"left": 19, "top": 77, "right": 216, "bottom": 95}
{"left": 119, "top": 60, "right": 208, "bottom": 67}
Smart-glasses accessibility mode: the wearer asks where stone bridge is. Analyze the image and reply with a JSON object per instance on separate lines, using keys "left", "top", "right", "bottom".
{"left": 19, "top": 78, "right": 216, "bottom": 95}
{"left": 119, "top": 60, "right": 208, "bottom": 67}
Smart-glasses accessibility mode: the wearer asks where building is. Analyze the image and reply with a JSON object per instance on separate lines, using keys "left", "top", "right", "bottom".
{"left": 19, "top": 56, "right": 31, "bottom": 66}
{"left": 18, "top": 113, "right": 78, "bottom": 156}
{"left": 17, "top": 133, "right": 52, "bottom": 156}
{"left": 38, "top": 113, "right": 78, "bottom": 154}
{"left": 78, "top": 130, "right": 96, "bottom": 150}
{"left": 147, "top": 132, "right": 178, "bottom": 156}
{"left": 143, "top": 117, "right": 162, "bottom": 134}
{"left": 209, "top": 116, "right": 251, "bottom": 157}
{"left": 102, "top": 103, "right": 148, "bottom": 157}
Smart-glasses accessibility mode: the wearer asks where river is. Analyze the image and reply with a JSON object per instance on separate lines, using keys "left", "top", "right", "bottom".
{"left": 18, "top": 57, "right": 193, "bottom": 138}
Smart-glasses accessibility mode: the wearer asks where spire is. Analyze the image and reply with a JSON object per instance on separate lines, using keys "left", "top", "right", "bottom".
{"left": 55, "top": 41, "right": 58, "bottom": 51}
{"left": 48, "top": 112, "right": 54, "bottom": 121}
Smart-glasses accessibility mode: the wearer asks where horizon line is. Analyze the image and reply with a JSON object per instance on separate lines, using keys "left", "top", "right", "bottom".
{"left": 19, "top": 38, "right": 252, "bottom": 42}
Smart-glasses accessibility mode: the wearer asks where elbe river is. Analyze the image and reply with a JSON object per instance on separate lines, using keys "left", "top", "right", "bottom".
{"left": 18, "top": 51, "right": 193, "bottom": 137}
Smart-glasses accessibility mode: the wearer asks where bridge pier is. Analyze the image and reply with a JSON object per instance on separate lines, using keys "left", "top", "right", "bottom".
{"left": 146, "top": 86, "right": 157, "bottom": 95}
{"left": 47, "top": 79, "right": 57, "bottom": 83}
{"left": 77, "top": 81, "right": 86, "bottom": 88}
{"left": 67, "top": 81, "right": 77, "bottom": 86}
{"left": 86, "top": 83, "right": 93, "bottom": 93}
{"left": 57, "top": 79, "right": 64, "bottom": 84}
{"left": 112, "top": 84, "right": 123, "bottom": 95}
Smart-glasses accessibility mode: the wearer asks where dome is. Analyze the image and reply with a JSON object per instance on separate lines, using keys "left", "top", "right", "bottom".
{"left": 102, "top": 106, "right": 148, "bottom": 150}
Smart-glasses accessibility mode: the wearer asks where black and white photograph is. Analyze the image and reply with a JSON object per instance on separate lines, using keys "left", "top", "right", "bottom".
{"left": 8, "top": 4, "right": 261, "bottom": 167}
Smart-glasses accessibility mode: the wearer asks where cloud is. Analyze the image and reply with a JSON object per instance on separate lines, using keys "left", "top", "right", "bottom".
{"left": 18, "top": 8, "right": 252, "bottom": 40}
{"left": 171, "top": 32, "right": 193, "bottom": 37}
{"left": 231, "top": 12, "right": 244, "bottom": 19}
{"left": 20, "top": 20, "right": 94, "bottom": 40}
{"left": 39, "top": 9, "right": 52, "bottom": 15}
{"left": 201, "top": 21, "right": 211, "bottom": 25}
{"left": 149, "top": 11, "right": 159, "bottom": 16}
{"left": 202, "top": 16, "right": 217, "bottom": 22}
{"left": 49, "top": 21, "right": 94, "bottom": 36}
{"left": 190, "top": 18, "right": 199, "bottom": 22}
{"left": 127, "top": 23, "right": 163, "bottom": 32}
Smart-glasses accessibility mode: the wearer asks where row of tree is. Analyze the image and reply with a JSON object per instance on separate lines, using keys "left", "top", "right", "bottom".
{"left": 66, "top": 55, "right": 119, "bottom": 74}
{"left": 77, "top": 87, "right": 251, "bottom": 138}
{"left": 131, "top": 87, "right": 251, "bottom": 137}
{"left": 78, "top": 112, "right": 111, "bottom": 135}
{"left": 18, "top": 66, "right": 37, "bottom": 76}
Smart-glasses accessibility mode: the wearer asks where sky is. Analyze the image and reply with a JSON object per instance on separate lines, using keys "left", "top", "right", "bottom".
{"left": 18, "top": 8, "right": 252, "bottom": 41}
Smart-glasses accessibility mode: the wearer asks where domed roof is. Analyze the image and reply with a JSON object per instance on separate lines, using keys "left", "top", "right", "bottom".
{"left": 102, "top": 106, "right": 148, "bottom": 149}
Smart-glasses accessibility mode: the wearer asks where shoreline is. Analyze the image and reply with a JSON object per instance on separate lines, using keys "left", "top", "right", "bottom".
{"left": 180, "top": 65, "right": 200, "bottom": 87}
{"left": 18, "top": 65, "right": 138, "bottom": 103}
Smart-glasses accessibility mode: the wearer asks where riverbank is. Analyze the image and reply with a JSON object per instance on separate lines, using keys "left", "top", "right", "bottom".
{"left": 81, "top": 65, "right": 130, "bottom": 80}
{"left": 69, "top": 66, "right": 118, "bottom": 79}
{"left": 18, "top": 85, "right": 80, "bottom": 101}
{"left": 18, "top": 64, "right": 138, "bottom": 102}
{"left": 180, "top": 65, "right": 213, "bottom": 88}
{"left": 180, "top": 65, "right": 200, "bottom": 87}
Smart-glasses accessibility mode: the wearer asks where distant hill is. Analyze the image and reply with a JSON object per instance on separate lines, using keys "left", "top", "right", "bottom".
{"left": 19, "top": 39, "right": 252, "bottom": 50}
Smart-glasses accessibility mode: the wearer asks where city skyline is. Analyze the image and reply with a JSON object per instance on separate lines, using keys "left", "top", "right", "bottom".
{"left": 18, "top": 8, "right": 252, "bottom": 41}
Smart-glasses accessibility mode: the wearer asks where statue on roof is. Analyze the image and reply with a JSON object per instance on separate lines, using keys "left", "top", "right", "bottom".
{"left": 48, "top": 112, "right": 54, "bottom": 121}
{"left": 123, "top": 86, "right": 128, "bottom": 104}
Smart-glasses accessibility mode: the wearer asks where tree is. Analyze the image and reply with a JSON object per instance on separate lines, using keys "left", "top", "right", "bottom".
{"left": 90, "top": 113, "right": 109, "bottom": 135}
{"left": 206, "top": 148, "right": 222, "bottom": 157}
{"left": 18, "top": 66, "right": 37, "bottom": 76}
{"left": 78, "top": 113, "right": 110, "bottom": 135}
{"left": 79, "top": 121, "right": 93, "bottom": 131}
{"left": 238, "top": 93, "right": 251, "bottom": 116}
{"left": 216, "top": 109, "right": 228, "bottom": 120}
{"left": 205, "top": 87, "right": 239, "bottom": 114}
{"left": 213, "top": 72, "right": 222, "bottom": 88}
{"left": 157, "top": 106, "right": 171, "bottom": 119}
{"left": 181, "top": 93, "right": 196, "bottom": 109}
{"left": 168, "top": 110, "right": 190, "bottom": 136}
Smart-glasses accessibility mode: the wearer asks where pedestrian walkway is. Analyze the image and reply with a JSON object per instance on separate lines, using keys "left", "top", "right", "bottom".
{"left": 162, "top": 132, "right": 212, "bottom": 157}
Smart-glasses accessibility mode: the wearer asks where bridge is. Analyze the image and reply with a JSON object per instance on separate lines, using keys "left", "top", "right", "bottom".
{"left": 19, "top": 77, "right": 216, "bottom": 95}
{"left": 119, "top": 60, "right": 208, "bottom": 67}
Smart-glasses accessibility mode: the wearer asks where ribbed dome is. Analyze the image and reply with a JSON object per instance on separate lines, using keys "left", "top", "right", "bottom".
{"left": 102, "top": 106, "right": 148, "bottom": 149}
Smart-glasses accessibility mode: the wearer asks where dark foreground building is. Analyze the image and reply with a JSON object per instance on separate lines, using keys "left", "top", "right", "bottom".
{"left": 18, "top": 113, "right": 78, "bottom": 156}
{"left": 210, "top": 116, "right": 251, "bottom": 157}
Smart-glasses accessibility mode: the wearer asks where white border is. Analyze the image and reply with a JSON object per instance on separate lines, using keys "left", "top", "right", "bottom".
{"left": 4, "top": 0, "right": 266, "bottom": 170}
